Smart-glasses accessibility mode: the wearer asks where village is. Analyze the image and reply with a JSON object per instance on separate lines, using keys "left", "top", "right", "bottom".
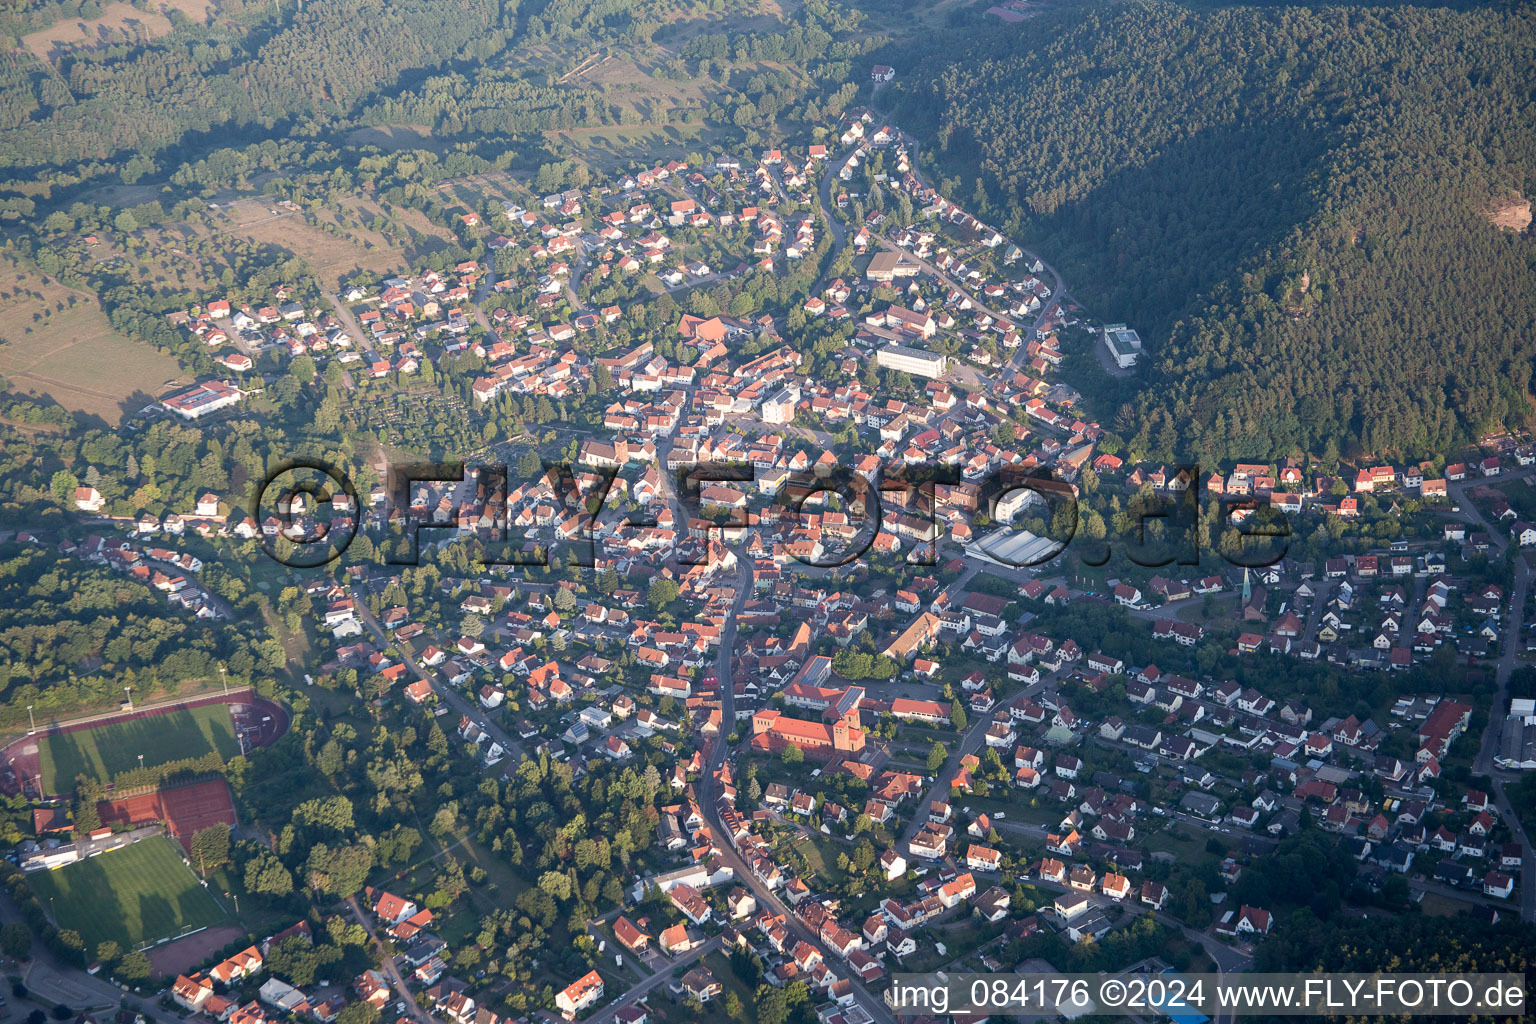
{"left": 22, "top": 74, "right": 1536, "bottom": 1024}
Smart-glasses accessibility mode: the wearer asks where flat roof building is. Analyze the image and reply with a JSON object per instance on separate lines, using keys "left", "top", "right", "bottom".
{"left": 877, "top": 344, "right": 947, "bottom": 379}
{"left": 1104, "top": 323, "right": 1143, "bottom": 368}
{"left": 162, "top": 380, "right": 241, "bottom": 420}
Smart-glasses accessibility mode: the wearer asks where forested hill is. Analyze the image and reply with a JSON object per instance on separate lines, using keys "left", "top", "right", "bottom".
{"left": 0, "top": 0, "right": 502, "bottom": 178}
{"left": 887, "top": 1, "right": 1536, "bottom": 462}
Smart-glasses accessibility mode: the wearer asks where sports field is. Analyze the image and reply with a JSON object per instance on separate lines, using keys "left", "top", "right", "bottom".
{"left": 38, "top": 704, "right": 239, "bottom": 793}
{"left": 29, "top": 835, "right": 227, "bottom": 951}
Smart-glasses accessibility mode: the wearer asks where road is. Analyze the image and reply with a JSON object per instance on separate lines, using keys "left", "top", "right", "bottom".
{"left": 1452, "top": 466, "right": 1536, "bottom": 921}
{"left": 347, "top": 585, "right": 527, "bottom": 764}
{"left": 696, "top": 555, "right": 900, "bottom": 1024}
{"left": 0, "top": 888, "right": 124, "bottom": 1012}
{"left": 324, "top": 294, "right": 367, "bottom": 389}
{"left": 471, "top": 266, "right": 497, "bottom": 332}
{"left": 347, "top": 895, "right": 431, "bottom": 1024}
{"left": 587, "top": 937, "right": 721, "bottom": 1024}
{"left": 896, "top": 701, "right": 1018, "bottom": 854}
{"left": 1005, "top": 870, "right": 1251, "bottom": 1024}
{"left": 1299, "top": 578, "right": 1335, "bottom": 648}
{"left": 892, "top": 130, "right": 1068, "bottom": 358}
{"left": 815, "top": 159, "right": 848, "bottom": 255}
{"left": 861, "top": 83, "right": 1067, "bottom": 326}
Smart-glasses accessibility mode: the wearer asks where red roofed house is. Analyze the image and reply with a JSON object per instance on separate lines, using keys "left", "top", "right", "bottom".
{"left": 555, "top": 970, "right": 604, "bottom": 1019}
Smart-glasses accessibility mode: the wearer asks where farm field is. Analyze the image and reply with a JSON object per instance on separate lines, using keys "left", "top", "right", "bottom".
{"left": 86, "top": 226, "right": 223, "bottom": 295}
{"left": 21, "top": 0, "right": 216, "bottom": 62}
{"left": 39, "top": 704, "right": 239, "bottom": 793}
{"left": 545, "top": 123, "right": 716, "bottom": 175}
{"left": 30, "top": 835, "right": 227, "bottom": 951}
{"left": 206, "top": 197, "right": 459, "bottom": 286}
{"left": 0, "top": 257, "right": 184, "bottom": 424}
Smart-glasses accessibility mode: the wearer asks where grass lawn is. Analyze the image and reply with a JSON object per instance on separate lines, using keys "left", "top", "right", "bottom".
{"left": 30, "top": 835, "right": 228, "bottom": 950}
{"left": 1417, "top": 892, "right": 1474, "bottom": 918}
{"left": 699, "top": 951, "right": 755, "bottom": 1020}
{"left": 0, "top": 255, "right": 183, "bottom": 424}
{"left": 1495, "top": 479, "right": 1536, "bottom": 521}
{"left": 783, "top": 833, "right": 845, "bottom": 886}
{"left": 1144, "top": 822, "right": 1218, "bottom": 867}
{"left": 40, "top": 703, "right": 239, "bottom": 792}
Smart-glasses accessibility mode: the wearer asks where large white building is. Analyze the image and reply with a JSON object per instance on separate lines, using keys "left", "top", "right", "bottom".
{"left": 991, "top": 487, "right": 1038, "bottom": 524}
{"left": 161, "top": 380, "right": 241, "bottom": 420}
{"left": 1103, "top": 323, "right": 1143, "bottom": 369}
{"left": 876, "top": 343, "right": 947, "bottom": 379}
{"left": 761, "top": 385, "right": 800, "bottom": 424}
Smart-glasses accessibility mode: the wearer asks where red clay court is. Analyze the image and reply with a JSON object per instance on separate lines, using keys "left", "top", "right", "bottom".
{"left": 97, "top": 777, "right": 238, "bottom": 852}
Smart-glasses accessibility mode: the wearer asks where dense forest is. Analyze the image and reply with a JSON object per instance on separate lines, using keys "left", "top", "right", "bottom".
{"left": 0, "top": 0, "right": 501, "bottom": 178}
{"left": 887, "top": 1, "right": 1536, "bottom": 461}
{"left": 1255, "top": 911, "right": 1536, "bottom": 978}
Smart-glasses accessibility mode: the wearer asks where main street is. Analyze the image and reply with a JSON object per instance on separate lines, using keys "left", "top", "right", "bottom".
{"left": 697, "top": 554, "right": 901, "bottom": 1024}
{"left": 1452, "top": 466, "right": 1536, "bottom": 921}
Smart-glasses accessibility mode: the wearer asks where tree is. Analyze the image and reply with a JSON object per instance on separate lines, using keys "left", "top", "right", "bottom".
{"left": 245, "top": 849, "right": 295, "bottom": 895}
{"left": 927, "top": 741, "right": 948, "bottom": 772}
{"left": 267, "top": 935, "right": 337, "bottom": 986}
{"left": 430, "top": 803, "right": 459, "bottom": 839}
{"left": 95, "top": 941, "right": 121, "bottom": 964}
{"left": 0, "top": 923, "right": 30, "bottom": 959}
{"left": 647, "top": 577, "right": 679, "bottom": 610}
{"left": 755, "top": 984, "right": 789, "bottom": 1024}
{"left": 517, "top": 448, "right": 543, "bottom": 480}
{"left": 336, "top": 1002, "right": 379, "bottom": 1024}
{"left": 304, "top": 843, "right": 373, "bottom": 898}
{"left": 781, "top": 743, "right": 804, "bottom": 765}
{"left": 72, "top": 782, "right": 101, "bottom": 835}
{"left": 950, "top": 698, "right": 968, "bottom": 732}
{"left": 538, "top": 870, "right": 572, "bottom": 901}
{"left": 116, "top": 950, "right": 151, "bottom": 980}
{"left": 191, "top": 824, "right": 231, "bottom": 876}
{"left": 50, "top": 470, "right": 78, "bottom": 506}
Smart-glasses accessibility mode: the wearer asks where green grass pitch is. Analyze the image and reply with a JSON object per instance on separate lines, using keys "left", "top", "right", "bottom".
{"left": 38, "top": 704, "right": 239, "bottom": 793}
{"left": 28, "top": 835, "right": 227, "bottom": 951}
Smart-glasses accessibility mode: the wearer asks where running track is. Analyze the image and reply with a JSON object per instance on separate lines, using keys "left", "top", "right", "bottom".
{"left": 0, "top": 690, "right": 289, "bottom": 799}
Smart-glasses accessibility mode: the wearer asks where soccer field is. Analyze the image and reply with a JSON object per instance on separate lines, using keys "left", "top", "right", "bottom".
{"left": 28, "top": 835, "right": 227, "bottom": 951}
{"left": 38, "top": 704, "right": 239, "bottom": 793}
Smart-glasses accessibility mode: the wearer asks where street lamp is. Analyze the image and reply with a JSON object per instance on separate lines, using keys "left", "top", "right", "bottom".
{"left": 138, "top": 754, "right": 145, "bottom": 771}
{"left": 26, "top": 705, "right": 34, "bottom": 735}
{"left": 123, "top": 685, "right": 133, "bottom": 709}
{"left": 220, "top": 665, "right": 228, "bottom": 695}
